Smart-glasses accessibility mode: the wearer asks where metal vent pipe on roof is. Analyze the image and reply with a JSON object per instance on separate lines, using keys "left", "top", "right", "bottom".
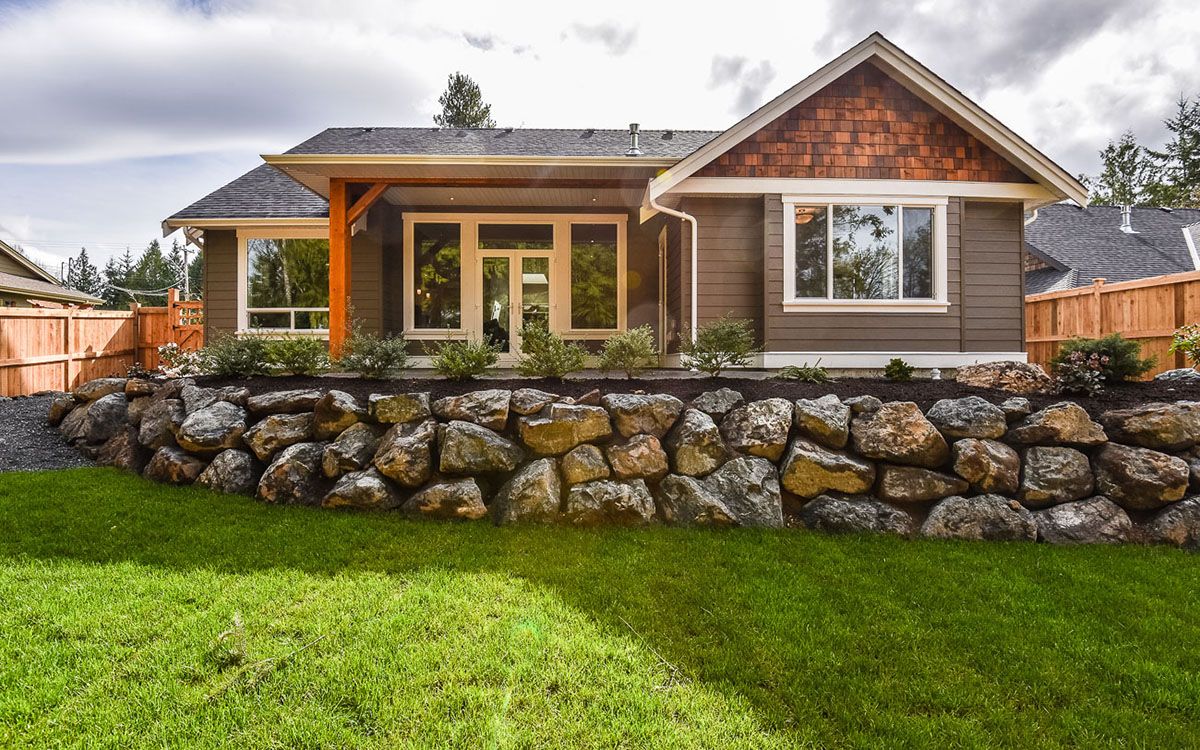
{"left": 1120, "top": 205, "right": 1137, "bottom": 234}
{"left": 625, "top": 123, "right": 643, "bottom": 156}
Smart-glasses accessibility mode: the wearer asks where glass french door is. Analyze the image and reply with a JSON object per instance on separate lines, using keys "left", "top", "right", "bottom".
{"left": 478, "top": 252, "right": 551, "bottom": 355}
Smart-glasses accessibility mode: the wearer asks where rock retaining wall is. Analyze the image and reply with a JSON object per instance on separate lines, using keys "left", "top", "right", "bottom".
{"left": 50, "top": 377, "right": 1200, "bottom": 547}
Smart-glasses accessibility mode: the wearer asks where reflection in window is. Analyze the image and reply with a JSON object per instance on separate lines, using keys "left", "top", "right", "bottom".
{"left": 570, "top": 224, "right": 618, "bottom": 329}
{"left": 478, "top": 224, "right": 554, "bottom": 250}
{"left": 246, "top": 238, "right": 330, "bottom": 330}
{"left": 793, "top": 206, "right": 828, "bottom": 298}
{"left": 903, "top": 207, "right": 934, "bottom": 299}
{"left": 413, "top": 223, "right": 462, "bottom": 329}
{"left": 833, "top": 205, "right": 898, "bottom": 300}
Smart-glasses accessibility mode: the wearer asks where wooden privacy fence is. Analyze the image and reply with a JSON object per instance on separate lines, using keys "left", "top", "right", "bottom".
{"left": 0, "top": 289, "right": 204, "bottom": 397}
{"left": 1026, "top": 270, "right": 1200, "bottom": 379}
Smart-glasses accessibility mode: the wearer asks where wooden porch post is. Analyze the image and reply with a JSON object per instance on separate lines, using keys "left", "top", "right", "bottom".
{"left": 329, "top": 179, "right": 350, "bottom": 356}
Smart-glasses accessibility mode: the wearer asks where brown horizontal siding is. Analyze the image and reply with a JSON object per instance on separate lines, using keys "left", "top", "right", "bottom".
{"left": 961, "top": 201, "right": 1024, "bottom": 351}
{"left": 202, "top": 229, "right": 237, "bottom": 338}
{"left": 349, "top": 210, "right": 383, "bottom": 334}
{"left": 698, "top": 62, "right": 1032, "bottom": 183}
{"left": 680, "top": 197, "right": 764, "bottom": 344}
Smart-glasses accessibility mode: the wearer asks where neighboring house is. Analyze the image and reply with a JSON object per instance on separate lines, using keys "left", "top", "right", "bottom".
{"left": 164, "top": 33, "right": 1085, "bottom": 369}
{"left": 1025, "top": 203, "right": 1200, "bottom": 295}
{"left": 0, "top": 239, "right": 104, "bottom": 307}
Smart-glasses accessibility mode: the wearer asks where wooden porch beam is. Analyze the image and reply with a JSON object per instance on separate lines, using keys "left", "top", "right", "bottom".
{"left": 328, "top": 178, "right": 350, "bottom": 357}
{"left": 347, "top": 182, "right": 389, "bottom": 226}
{"left": 348, "top": 177, "right": 647, "bottom": 190}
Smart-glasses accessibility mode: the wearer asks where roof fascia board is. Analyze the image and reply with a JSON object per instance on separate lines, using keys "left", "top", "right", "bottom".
{"left": 0, "top": 239, "right": 60, "bottom": 284}
{"left": 0, "top": 284, "right": 104, "bottom": 305}
{"left": 671, "top": 176, "right": 1057, "bottom": 202}
{"left": 263, "top": 154, "right": 677, "bottom": 168}
{"left": 1183, "top": 225, "right": 1200, "bottom": 270}
{"left": 163, "top": 217, "right": 329, "bottom": 233}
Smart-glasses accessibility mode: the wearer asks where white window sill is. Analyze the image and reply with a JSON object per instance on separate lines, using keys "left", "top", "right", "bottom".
{"left": 236, "top": 329, "right": 329, "bottom": 337}
{"left": 781, "top": 299, "right": 950, "bottom": 313}
{"left": 404, "top": 329, "right": 470, "bottom": 340}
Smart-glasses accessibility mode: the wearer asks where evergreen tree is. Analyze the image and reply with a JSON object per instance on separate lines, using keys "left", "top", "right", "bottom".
{"left": 1087, "top": 131, "right": 1154, "bottom": 206}
{"left": 433, "top": 72, "right": 496, "bottom": 129}
{"left": 1146, "top": 95, "right": 1200, "bottom": 208}
{"left": 101, "top": 247, "right": 136, "bottom": 308}
{"left": 129, "top": 239, "right": 177, "bottom": 302}
{"left": 187, "top": 251, "right": 204, "bottom": 299}
{"left": 65, "top": 247, "right": 104, "bottom": 298}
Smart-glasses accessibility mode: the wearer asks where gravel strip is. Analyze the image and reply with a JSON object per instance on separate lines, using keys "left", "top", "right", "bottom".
{"left": 0, "top": 395, "right": 95, "bottom": 472}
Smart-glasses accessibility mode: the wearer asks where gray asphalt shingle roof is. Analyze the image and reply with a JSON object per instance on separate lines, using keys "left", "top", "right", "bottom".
{"left": 0, "top": 271, "right": 104, "bottom": 304}
{"left": 1024, "top": 203, "right": 1200, "bottom": 294}
{"left": 168, "top": 164, "right": 330, "bottom": 221}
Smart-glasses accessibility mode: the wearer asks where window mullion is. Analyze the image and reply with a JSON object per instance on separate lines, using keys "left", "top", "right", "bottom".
{"left": 826, "top": 203, "right": 834, "bottom": 300}
{"left": 898, "top": 206, "right": 905, "bottom": 301}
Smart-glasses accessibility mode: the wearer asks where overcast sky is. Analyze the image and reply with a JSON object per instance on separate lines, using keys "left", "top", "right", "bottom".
{"left": 1, "top": 0, "right": 1197, "bottom": 271}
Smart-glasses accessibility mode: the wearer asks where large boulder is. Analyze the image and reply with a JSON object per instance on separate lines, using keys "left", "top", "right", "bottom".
{"left": 144, "top": 446, "right": 206, "bottom": 485}
{"left": 925, "top": 396, "right": 1007, "bottom": 440}
{"left": 850, "top": 401, "right": 948, "bottom": 468}
{"left": 47, "top": 394, "right": 76, "bottom": 426}
{"left": 792, "top": 395, "right": 851, "bottom": 449}
{"left": 84, "top": 392, "right": 129, "bottom": 444}
{"left": 844, "top": 395, "right": 882, "bottom": 414}
{"left": 876, "top": 465, "right": 969, "bottom": 504}
{"left": 664, "top": 408, "right": 726, "bottom": 477}
{"left": 257, "top": 442, "right": 327, "bottom": 505}
{"left": 124, "top": 378, "right": 157, "bottom": 398}
{"left": 175, "top": 401, "right": 247, "bottom": 455}
{"left": 1006, "top": 402, "right": 1107, "bottom": 447}
{"left": 692, "top": 388, "right": 744, "bottom": 420}
{"left": 1033, "top": 496, "right": 1132, "bottom": 545}
{"left": 954, "top": 361, "right": 1053, "bottom": 394}
{"left": 517, "top": 403, "right": 612, "bottom": 455}
{"left": 1099, "top": 402, "right": 1200, "bottom": 452}
{"left": 720, "top": 398, "right": 793, "bottom": 462}
{"left": 180, "top": 384, "right": 219, "bottom": 415}
{"left": 137, "top": 399, "right": 185, "bottom": 450}
{"left": 438, "top": 420, "right": 525, "bottom": 474}
{"left": 368, "top": 393, "right": 431, "bottom": 424}
{"left": 920, "top": 495, "right": 1037, "bottom": 541}
{"left": 561, "top": 444, "right": 610, "bottom": 485}
{"left": 1019, "top": 446, "right": 1094, "bottom": 508}
{"left": 1155, "top": 368, "right": 1200, "bottom": 383}
{"left": 58, "top": 400, "right": 91, "bottom": 442}
{"left": 705, "top": 456, "right": 783, "bottom": 528}
{"left": 432, "top": 389, "right": 511, "bottom": 431}
{"left": 243, "top": 412, "right": 315, "bottom": 462}
{"left": 96, "top": 426, "right": 149, "bottom": 473}
{"left": 656, "top": 475, "right": 737, "bottom": 528}
{"left": 126, "top": 396, "right": 153, "bottom": 427}
{"left": 1144, "top": 497, "right": 1200, "bottom": 548}
{"left": 1093, "top": 443, "right": 1188, "bottom": 511}
{"left": 322, "top": 468, "right": 401, "bottom": 510}
{"left": 196, "top": 449, "right": 261, "bottom": 495}
{"left": 606, "top": 434, "right": 669, "bottom": 481}
{"left": 779, "top": 438, "right": 875, "bottom": 499}
{"left": 601, "top": 393, "right": 685, "bottom": 438}
{"left": 799, "top": 495, "right": 916, "bottom": 536}
{"left": 509, "top": 388, "right": 560, "bottom": 416}
{"left": 563, "top": 479, "right": 655, "bottom": 526}
{"left": 322, "top": 422, "right": 384, "bottom": 478}
{"left": 313, "top": 390, "right": 364, "bottom": 440}
{"left": 246, "top": 389, "right": 322, "bottom": 417}
{"left": 73, "top": 377, "right": 126, "bottom": 402}
{"left": 1000, "top": 397, "right": 1032, "bottom": 423}
{"left": 952, "top": 438, "right": 1020, "bottom": 495}
{"left": 492, "top": 458, "right": 562, "bottom": 524}
{"left": 403, "top": 478, "right": 488, "bottom": 520}
{"left": 372, "top": 419, "right": 437, "bottom": 488}
{"left": 1179, "top": 446, "right": 1200, "bottom": 493}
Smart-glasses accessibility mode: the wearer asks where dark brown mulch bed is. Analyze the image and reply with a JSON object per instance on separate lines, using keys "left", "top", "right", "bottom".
{"left": 193, "top": 373, "right": 1200, "bottom": 418}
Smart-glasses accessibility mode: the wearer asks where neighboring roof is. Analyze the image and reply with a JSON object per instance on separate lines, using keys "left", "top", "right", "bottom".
{"left": 167, "top": 164, "right": 330, "bottom": 223}
{"left": 285, "top": 128, "right": 718, "bottom": 159}
{"left": 0, "top": 271, "right": 104, "bottom": 305}
{"left": 647, "top": 32, "right": 1087, "bottom": 206}
{"left": 1024, "top": 203, "right": 1200, "bottom": 293}
{"left": 0, "top": 238, "right": 61, "bottom": 284}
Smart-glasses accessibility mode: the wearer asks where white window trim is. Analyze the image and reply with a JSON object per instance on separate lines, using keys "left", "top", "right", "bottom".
{"left": 236, "top": 226, "right": 331, "bottom": 335}
{"left": 781, "top": 194, "right": 948, "bottom": 313}
{"left": 403, "top": 212, "right": 627, "bottom": 341}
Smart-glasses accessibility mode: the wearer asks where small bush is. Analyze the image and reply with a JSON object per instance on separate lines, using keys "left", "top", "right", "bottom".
{"left": 1051, "top": 334, "right": 1154, "bottom": 383}
{"left": 266, "top": 336, "right": 330, "bottom": 376}
{"left": 681, "top": 316, "right": 759, "bottom": 377}
{"left": 883, "top": 357, "right": 914, "bottom": 382}
{"left": 428, "top": 338, "right": 500, "bottom": 380}
{"left": 197, "top": 333, "right": 271, "bottom": 377}
{"left": 776, "top": 360, "right": 832, "bottom": 383}
{"left": 336, "top": 326, "right": 411, "bottom": 380}
{"left": 1055, "top": 350, "right": 1107, "bottom": 396}
{"left": 516, "top": 323, "right": 587, "bottom": 379}
{"left": 1169, "top": 324, "right": 1200, "bottom": 368}
{"left": 157, "top": 342, "right": 200, "bottom": 376}
{"left": 598, "top": 325, "right": 658, "bottom": 379}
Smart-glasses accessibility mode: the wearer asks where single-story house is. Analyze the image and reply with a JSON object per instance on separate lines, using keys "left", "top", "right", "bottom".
{"left": 0, "top": 239, "right": 104, "bottom": 307}
{"left": 1025, "top": 203, "right": 1200, "bottom": 295}
{"left": 165, "top": 33, "right": 1085, "bottom": 369}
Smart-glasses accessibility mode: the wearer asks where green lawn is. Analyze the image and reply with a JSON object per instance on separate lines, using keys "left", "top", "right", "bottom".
{"left": 0, "top": 470, "right": 1197, "bottom": 749}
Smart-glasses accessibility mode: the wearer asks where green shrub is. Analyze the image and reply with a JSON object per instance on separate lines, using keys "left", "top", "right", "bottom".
{"left": 775, "top": 361, "right": 832, "bottom": 383}
{"left": 1054, "top": 350, "right": 1107, "bottom": 396}
{"left": 681, "top": 316, "right": 759, "bottom": 377}
{"left": 336, "top": 326, "right": 411, "bottom": 380}
{"left": 597, "top": 325, "right": 658, "bottom": 378}
{"left": 266, "top": 336, "right": 330, "bottom": 376}
{"left": 1051, "top": 334, "right": 1154, "bottom": 382}
{"left": 883, "top": 357, "right": 914, "bottom": 382}
{"left": 197, "top": 333, "right": 271, "bottom": 377}
{"left": 516, "top": 323, "right": 587, "bottom": 379}
{"left": 1169, "top": 324, "right": 1200, "bottom": 368}
{"left": 428, "top": 338, "right": 500, "bottom": 380}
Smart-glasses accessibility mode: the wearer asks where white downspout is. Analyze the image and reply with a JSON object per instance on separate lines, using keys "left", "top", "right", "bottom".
{"left": 648, "top": 191, "right": 699, "bottom": 343}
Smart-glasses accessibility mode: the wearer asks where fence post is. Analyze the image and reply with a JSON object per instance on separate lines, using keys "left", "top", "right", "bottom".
{"left": 167, "top": 288, "right": 179, "bottom": 344}
{"left": 1090, "top": 278, "right": 1105, "bottom": 338}
{"left": 129, "top": 301, "right": 141, "bottom": 368}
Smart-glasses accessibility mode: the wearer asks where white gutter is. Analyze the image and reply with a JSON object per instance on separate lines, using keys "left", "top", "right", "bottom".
{"left": 1183, "top": 224, "right": 1200, "bottom": 271}
{"left": 648, "top": 190, "right": 699, "bottom": 343}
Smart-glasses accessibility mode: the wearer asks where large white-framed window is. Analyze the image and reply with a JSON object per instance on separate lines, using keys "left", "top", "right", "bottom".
{"left": 236, "top": 226, "right": 330, "bottom": 334}
{"left": 403, "top": 212, "right": 627, "bottom": 340}
{"left": 781, "top": 195, "right": 948, "bottom": 313}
